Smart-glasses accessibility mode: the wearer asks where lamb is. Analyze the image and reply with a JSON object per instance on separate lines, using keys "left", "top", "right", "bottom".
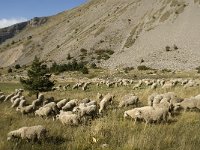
{"left": 35, "top": 107, "right": 54, "bottom": 118}
{"left": 62, "top": 99, "right": 78, "bottom": 111}
{"left": 7, "top": 125, "right": 47, "bottom": 142}
{"left": 11, "top": 98, "right": 21, "bottom": 108}
{"left": 56, "top": 112, "right": 80, "bottom": 126}
{"left": 118, "top": 94, "right": 139, "bottom": 108}
{"left": 16, "top": 105, "right": 35, "bottom": 115}
{"left": 57, "top": 99, "right": 68, "bottom": 109}
{"left": 99, "top": 93, "right": 114, "bottom": 114}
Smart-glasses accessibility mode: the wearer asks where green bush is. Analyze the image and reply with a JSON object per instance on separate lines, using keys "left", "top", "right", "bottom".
{"left": 15, "top": 64, "right": 21, "bottom": 69}
{"left": 137, "top": 65, "right": 151, "bottom": 71}
{"left": 20, "top": 56, "right": 54, "bottom": 95}
{"left": 49, "top": 59, "right": 89, "bottom": 74}
{"left": 7, "top": 68, "right": 12, "bottom": 73}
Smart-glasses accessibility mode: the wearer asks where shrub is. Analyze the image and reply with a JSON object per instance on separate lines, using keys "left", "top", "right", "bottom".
{"left": 7, "top": 68, "right": 12, "bottom": 73}
{"left": 15, "top": 64, "right": 21, "bottom": 69}
{"left": 20, "top": 56, "right": 54, "bottom": 96}
{"left": 67, "top": 53, "right": 72, "bottom": 60}
{"left": 165, "top": 46, "right": 171, "bottom": 51}
{"left": 80, "top": 48, "right": 87, "bottom": 54}
{"left": 137, "top": 65, "right": 151, "bottom": 71}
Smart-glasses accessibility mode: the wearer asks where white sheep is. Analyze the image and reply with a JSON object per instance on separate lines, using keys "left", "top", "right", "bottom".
{"left": 86, "top": 100, "right": 97, "bottom": 106}
{"left": 35, "top": 107, "right": 53, "bottom": 118}
{"left": 56, "top": 113, "right": 80, "bottom": 126}
{"left": 10, "top": 91, "right": 22, "bottom": 103}
{"left": 62, "top": 99, "right": 77, "bottom": 111}
{"left": 57, "top": 99, "right": 68, "bottom": 109}
{"left": 99, "top": 93, "right": 114, "bottom": 114}
{"left": 118, "top": 94, "right": 139, "bottom": 108}
{"left": 174, "top": 97, "right": 200, "bottom": 111}
{"left": 16, "top": 105, "right": 35, "bottom": 115}
{"left": 43, "top": 102, "right": 59, "bottom": 114}
{"left": 18, "top": 100, "right": 27, "bottom": 108}
{"left": 7, "top": 125, "right": 47, "bottom": 142}
{"left": 32, "top": 94, "right": 45, "bottom": 108}
{"left": 11, "top": 98, "right": 21, "bottom": 108}
{"left": 75, "top": 105, "right": 97, "bottom": 118}
{"left": 135, "top": 106, "right": 170, "bottom": 126}
{"left": 147, "top": 93, "right": 158, "bottom": 106}
{"left": 124, "top": 108, "right": 142, "bottom": 124}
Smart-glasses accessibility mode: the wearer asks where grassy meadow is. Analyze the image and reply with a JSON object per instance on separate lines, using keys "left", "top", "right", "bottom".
{"left": 0, "top": 70, "right": 200, "bottom": 150}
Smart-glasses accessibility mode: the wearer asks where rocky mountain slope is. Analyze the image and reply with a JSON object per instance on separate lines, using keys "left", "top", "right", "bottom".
{"left": 0, "top": 0, "right": 200, "bottom": 70}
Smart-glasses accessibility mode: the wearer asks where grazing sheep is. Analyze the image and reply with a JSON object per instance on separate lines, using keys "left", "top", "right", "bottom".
{"left": 135, "top": 106, "right": 170, "bottom": 125}
{"left": 11, "top": 98, "right": 21, "bottom": 108}
{"left": 86, "top": 100, "right": 97, "bottom": 106}
{"left": 7, "top": 125, "right": 47, "bottom": 142}
{"left": 124, "top": 108, "right": 142, "bottom": 124}
{"left": 99, "top": 93, "right": 114, "bottom": 114}
{"left": 57, "top": 99, "right": 69, "bottom": 109}
{"left": 174, "top": 97, "right": 200, "bottom": 111}
{"left": 16, "top": 105, "right": 35, "bottom": 115}
{"left": 43, "top": 97, "right": 54, "bottom": 106}
{"left": 151, "top": 83, "right": 157, "bottom": 89}
{"left": 147, "top": 93, "right": 158, "bottom": 106}
{"left": 43, "top": 102, "right": 59, "bottom": 114}
{"left": 72, "top": 84, "right": 79, "bottom": 90}
{"left": 35, "top": 107, "right": 53, "bottom": 118}
{"left": 62, "top": 99, "right": 78, "bottom": 111}
{"left": 18, "top": 100, "right": 27, "bottom": 108}
{"left": 75, "top": 105, "right": 97, "bottom": 118}
{"left": 162, "top": 82, "right": 174, "bottom": 89}
{"left": 4, "top": 93, "right": 15, "bottom": 102}
{"left": 118, "top": 94, "right": 139, "bottom": 108}
{"left": 152, "top": 95, "right": 163, "bottom": 107}
{"left": 32, "top": 94, "right": 45, "bottom": 108}
{"left": 10, "top": 91, "right": 22, "bottom": 103}
{"left": 56, "top": 113, "right": 80, "bottom": 126}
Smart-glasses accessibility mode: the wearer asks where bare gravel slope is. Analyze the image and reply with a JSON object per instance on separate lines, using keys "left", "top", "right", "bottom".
{"left": 0, "top": 0, "right": 200, "bottom": 70}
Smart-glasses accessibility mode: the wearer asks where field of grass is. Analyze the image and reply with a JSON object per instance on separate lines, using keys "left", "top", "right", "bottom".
{"left": 0, "top": 73, "right": 200, "bottom": 150}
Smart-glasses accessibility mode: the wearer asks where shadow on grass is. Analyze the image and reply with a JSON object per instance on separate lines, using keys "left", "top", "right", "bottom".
{"left": 45, "top": 136, "right": 66, "bottom": 145}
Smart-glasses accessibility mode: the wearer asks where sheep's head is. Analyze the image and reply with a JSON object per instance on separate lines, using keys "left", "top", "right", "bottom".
{"left": 124, "top": 112, "right": 128, "bottom": 118}
{"left": 174, "top": 103, "right": 181, "bottom": 111}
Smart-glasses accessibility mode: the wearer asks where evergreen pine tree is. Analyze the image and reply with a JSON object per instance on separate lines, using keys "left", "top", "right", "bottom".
{"left": 20, "top": 56, "right": 54, "bottom": 96}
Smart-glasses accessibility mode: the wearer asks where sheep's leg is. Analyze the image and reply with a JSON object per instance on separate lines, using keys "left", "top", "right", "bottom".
{"left": 133, "top": 118, "right": 137, "bottom": 125}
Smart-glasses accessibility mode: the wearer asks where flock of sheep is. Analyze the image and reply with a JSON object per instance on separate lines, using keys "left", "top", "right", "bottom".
{"left": 0, "top": 77, "right": 200, "bottom": 143}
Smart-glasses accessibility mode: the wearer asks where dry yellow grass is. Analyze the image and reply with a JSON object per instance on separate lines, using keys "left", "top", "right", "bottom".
{"left": 0, "top": 72, "right": 200, "bottom": 150}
